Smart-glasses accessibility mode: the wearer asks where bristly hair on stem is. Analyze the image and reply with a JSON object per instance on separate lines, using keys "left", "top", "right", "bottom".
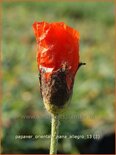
{"left": 50, "top": 114, "right": 59, "bottom": 154}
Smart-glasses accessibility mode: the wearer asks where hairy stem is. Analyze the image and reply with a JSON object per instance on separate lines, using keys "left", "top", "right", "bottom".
{"left": 50, "top": 114, "right": 59, "bottom": 154}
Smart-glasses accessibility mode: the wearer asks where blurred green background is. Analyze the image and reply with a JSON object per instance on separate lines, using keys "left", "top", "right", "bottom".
{"left": 2, "top": 1, "right": 115, "bottom": 154}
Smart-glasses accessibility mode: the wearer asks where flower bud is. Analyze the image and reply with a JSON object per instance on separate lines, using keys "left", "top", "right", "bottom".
{"left": 33, "top": 22, "right": 80, "bottom": 114}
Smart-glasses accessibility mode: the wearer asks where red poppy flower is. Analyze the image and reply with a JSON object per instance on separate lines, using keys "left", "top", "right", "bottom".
{"left": 33, "top": 22, "right": 80, "bottom": 113}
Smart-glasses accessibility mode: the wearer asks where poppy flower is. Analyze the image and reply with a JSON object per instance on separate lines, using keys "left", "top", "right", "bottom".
{"left": 33, "top": 22, "right": 81, "bottom": 114}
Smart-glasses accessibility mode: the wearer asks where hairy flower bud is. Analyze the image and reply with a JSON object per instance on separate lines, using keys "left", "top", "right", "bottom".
{"left": 33, "top": 22, "right": 80, "bottom": 114}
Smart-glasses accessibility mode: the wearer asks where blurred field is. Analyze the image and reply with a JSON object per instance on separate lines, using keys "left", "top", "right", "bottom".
{"left": 2, "top": 1, "right": 115, "bottom": 154}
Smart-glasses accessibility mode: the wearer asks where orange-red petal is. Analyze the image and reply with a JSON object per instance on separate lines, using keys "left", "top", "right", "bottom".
{"left": 33, "top": 21, "right": 80, "bottom": 89}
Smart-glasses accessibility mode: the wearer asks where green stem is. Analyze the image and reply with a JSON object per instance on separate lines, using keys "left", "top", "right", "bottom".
{"left": 50, "top": 114, "right": 59, "bottom": 154}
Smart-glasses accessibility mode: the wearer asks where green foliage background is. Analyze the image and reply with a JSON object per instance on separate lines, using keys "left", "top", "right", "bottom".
{"left": 2, "top": 1, "right": 115, "bottom": 154}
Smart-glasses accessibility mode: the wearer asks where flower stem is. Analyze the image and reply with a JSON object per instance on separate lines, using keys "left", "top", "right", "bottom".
{"left": 50, "top": 114, "right": 59, "bottom": 154}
